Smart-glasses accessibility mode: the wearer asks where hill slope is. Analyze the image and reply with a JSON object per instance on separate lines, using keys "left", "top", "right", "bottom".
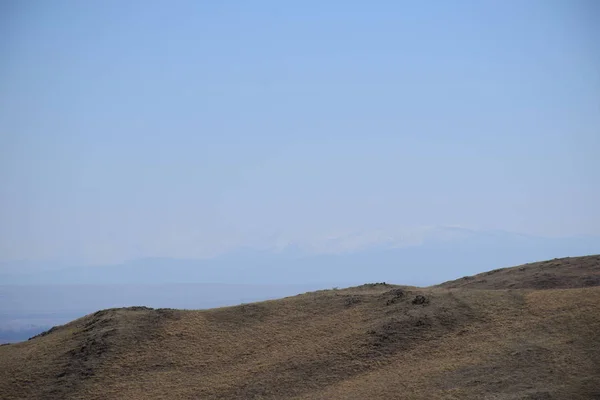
{"left": 437, "top": 254, "right": 600, "bottom": 290}
{"left": 1, "top": 255, "right": 599, "bottom": 399}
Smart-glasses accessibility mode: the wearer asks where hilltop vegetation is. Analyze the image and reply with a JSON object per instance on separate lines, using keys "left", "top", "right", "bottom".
{"left": 438, "top": 255, "right": 600, "bottom": 290}
{"left": 1, "top": 255, "right": 599, "bottom": 399}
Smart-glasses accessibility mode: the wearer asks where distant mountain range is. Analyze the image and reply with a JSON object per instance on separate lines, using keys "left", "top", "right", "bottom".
{"left": 2, "top": 227, "right": 599, "bottom": 286}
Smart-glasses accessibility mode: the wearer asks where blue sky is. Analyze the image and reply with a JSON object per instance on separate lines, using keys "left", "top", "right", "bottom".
{"left": 1, "top": 0, "right": 599, "bottom": 265}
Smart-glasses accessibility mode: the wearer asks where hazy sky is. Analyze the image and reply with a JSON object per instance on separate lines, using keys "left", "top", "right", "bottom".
{"left": 1, "top": 0, "right": 599, "bottom": 264}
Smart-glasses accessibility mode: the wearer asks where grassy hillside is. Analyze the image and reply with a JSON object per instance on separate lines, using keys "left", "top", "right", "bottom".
{"left": 438, "top": 255, "right": 600, "bottom": 290}
{"left": 1, "top": 255, "right": 599, "bottom": 399}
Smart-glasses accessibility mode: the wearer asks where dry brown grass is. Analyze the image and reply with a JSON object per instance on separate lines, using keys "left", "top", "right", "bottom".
{"left": 438, "top": 254, "right": 600, "bottom": 290}
{"left": 1, "top": 255, "right": 599, "bottom": 399}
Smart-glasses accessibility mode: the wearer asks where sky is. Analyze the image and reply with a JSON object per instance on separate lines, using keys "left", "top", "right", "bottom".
{"left": 1, "top": 0, "right": 599, "bottom": 265}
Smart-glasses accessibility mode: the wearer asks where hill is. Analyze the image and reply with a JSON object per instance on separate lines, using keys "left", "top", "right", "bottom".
{"left": 437, "top": 255, "right": 600, "bottom": 290}
{"left": 1, "top": 255, "right": 599, "bottom": 399}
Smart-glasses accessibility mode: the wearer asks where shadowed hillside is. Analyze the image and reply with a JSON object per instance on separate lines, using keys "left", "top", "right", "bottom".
{"left": 1, "top": 255, "right": 599, "bottom": 399}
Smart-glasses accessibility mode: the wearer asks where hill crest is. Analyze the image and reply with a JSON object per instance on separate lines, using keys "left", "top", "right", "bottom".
{"left": 438, "top": 254, "right": 600, "bottom": 290}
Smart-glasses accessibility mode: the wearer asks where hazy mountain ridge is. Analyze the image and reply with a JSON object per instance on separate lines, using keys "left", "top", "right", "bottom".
{"left": 2, "top": 228, "right": 599, "bottom": 285}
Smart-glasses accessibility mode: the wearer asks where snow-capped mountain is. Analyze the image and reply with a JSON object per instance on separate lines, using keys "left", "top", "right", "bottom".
{"left": 2, "top": 227, "right": 598, "bottom": 286}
